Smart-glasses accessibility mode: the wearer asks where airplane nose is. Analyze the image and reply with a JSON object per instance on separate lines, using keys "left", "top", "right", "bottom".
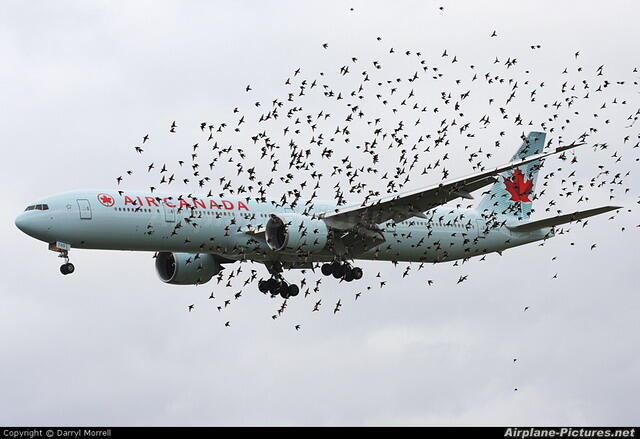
{"left": 15, "top": 213, "right": 48, "bottom": 240}
{"left": 15, "top": 213, "right": 28, "bottom": 233}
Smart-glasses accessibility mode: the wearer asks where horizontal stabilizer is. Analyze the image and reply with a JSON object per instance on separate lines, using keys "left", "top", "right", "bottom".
{"left": 507, "top": 205, "right": 622, "bottom": 233}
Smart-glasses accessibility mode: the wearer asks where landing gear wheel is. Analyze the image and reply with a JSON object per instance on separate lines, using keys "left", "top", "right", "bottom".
{"left": 60, "top": 263, "right": 74, "bottom": 275}
{"left": 332, "top": 264, "right": 346, "bottom": 278}
{"left": 321, "top": 263, "right": 333, "bottom": 276}
{"left": 351, "top": 267, "right": 363, "bottom": 280}
{"left": 288, "top": 284, "right": 299, "bottom": 297}
{"left": 278, "top": 282, "right": 291, "bottom": 299}
{"left": 343, "top": 270, "right": 354, "bottom": 282}
{"left": 258, "top": 279, "right": 270, "bottom": 293}
{"left": 266, "top": 278, "right": 277, "bottom": 292}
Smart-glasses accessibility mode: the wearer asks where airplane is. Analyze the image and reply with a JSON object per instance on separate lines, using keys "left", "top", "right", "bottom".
{"left": 15, "top": 132, "right": 620, "bottom": 299}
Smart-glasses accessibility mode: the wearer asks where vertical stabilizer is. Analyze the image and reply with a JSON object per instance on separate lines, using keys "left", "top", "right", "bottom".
{"left": 477, "top": 131, "right": 546, "bottom": 220}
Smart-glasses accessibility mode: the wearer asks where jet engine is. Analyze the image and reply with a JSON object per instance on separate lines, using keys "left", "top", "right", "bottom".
{"left": 265, "top": 213, "right": 329, "bottom": 253}
{"left": 155, "top": 252, "right": 223, "bottom": 285}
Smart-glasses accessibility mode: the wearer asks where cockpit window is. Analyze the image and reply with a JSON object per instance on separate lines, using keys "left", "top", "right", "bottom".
{"left": 24, "top": 204, "right": 48, "bottom": 211}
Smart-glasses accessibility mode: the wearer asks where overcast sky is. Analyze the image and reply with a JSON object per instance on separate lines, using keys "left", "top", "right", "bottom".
{"left": 1, "top": 0, "right": 639, "bottom": 426}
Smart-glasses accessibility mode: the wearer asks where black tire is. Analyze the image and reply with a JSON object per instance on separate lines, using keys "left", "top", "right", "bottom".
{"left": 351, "top": 267, "right": 363, "bottom": 280}
{"left": 266, "top": 278, "right": 277, "bottom": 291}
{"left": 288, "top": 284, "right": 299, "bottom": 297}
{"left": 321, "top": 263, "right": 333, "bottom": 276}
{"left": 258, "top": 279, "right": 270, "bottom": 293}
{"left": 343, "top": 270, "right": 354, "bottom": 282}
{"left": 60, "top": 264, "right": 69, "bottom": 275}
{"left": 279, "top": 284, "right": 290, "bottom": 299}
{"left": 66, "top": 263, "right": 75, "bottom": 274}
{"left": 332, "top": 264, "right": 346, "bottom": 278}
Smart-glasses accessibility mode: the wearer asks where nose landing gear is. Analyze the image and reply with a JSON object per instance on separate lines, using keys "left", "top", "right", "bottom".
{"left": 49, "top": 242, "right": 75, "bottom": 276}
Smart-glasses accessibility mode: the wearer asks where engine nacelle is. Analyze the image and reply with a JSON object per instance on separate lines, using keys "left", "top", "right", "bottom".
{"left": 155, "top": 252, "right": 223, "bottom": 285}
{"left": 265, "top": 213, "right": 329, "bottom": 253}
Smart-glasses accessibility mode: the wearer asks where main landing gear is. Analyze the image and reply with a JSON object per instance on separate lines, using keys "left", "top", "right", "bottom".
{"left": 321, "top": 261, "right": 363, "bottom": 282}
{"left": 258, "top": 262, "right": 299, "bottom": 299}
{"left": 258, "top": 276, "right": 299, "bottom": 299}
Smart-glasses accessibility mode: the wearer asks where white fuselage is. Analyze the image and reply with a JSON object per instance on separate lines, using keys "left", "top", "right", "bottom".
{"left": 15, "top": 190, "right": 547, "bottom": 264}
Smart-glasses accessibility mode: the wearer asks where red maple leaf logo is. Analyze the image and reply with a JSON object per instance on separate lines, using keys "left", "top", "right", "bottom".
{"left": 97, "top": 193, "right": 115, "bottom": 207}
{"left": 503, "top": 169, "right": 533, "bottom": 202}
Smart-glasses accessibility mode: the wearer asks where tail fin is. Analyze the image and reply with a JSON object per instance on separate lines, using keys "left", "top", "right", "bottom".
{"left": 477, "top": 131, "right": 546, "bottom": 220}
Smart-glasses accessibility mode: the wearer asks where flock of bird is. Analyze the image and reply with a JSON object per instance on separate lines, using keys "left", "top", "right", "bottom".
{"left": 113, "top": 11, "right": 638, "bottom": 379}
{"left": 103, "top": 4, "right": 640, "bottom": 393}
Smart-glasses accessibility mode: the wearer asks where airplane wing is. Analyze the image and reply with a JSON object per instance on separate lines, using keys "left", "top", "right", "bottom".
{"left": 320, "top": 142, "right": 585, "bottom": 229}
{"left": 507, "top": 205, "right": 621, "bottom": 233}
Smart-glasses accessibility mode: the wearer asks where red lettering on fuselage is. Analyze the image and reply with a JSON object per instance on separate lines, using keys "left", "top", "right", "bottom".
{"left": 193, "top": 199, "right": 205, "bottom": 209}
{"left": 117, "top": 194, "right": 250, "bottom": 211}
